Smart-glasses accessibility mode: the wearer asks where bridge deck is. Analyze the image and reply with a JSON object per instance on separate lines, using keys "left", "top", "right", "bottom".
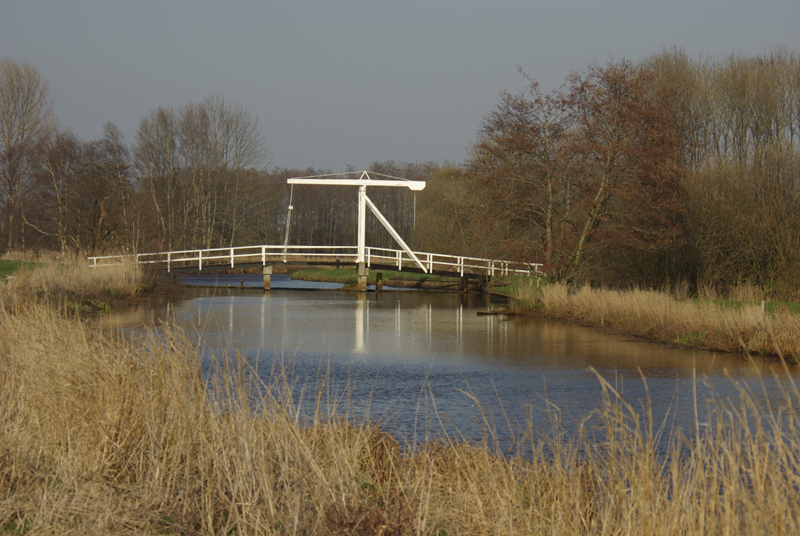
{"left": 88, "top": 245, "right": 543, "bottom": 279}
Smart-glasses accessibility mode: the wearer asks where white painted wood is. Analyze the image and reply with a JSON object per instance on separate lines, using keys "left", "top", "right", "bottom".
{"left": 88, "top": 244, "right": 544, "bottom": 277}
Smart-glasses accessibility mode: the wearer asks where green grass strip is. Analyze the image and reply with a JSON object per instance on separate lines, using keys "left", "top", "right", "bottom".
{"left": 0, "top": 259, "right": 42, "bottom": 277}
{"left": 291, "top": 267, "right": 460, "bottom": 285}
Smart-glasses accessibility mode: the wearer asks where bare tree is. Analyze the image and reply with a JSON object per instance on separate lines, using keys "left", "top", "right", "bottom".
{"left": 0, "top": 59, "right": 56, "bottom": 251}
{"left": 134, "top": 107, "right": 181, "bottom": 250}
{"left": 471, "top": 73, "right": 577, "bottom": 271}
{"left": 135, "top": 96, "right": 269, "bottom": 251}
{"left": 34, "top": 130, "right": 85, "bottom": 254}
{"left": 205, "top": 96, "right": 270, "bottom": 246}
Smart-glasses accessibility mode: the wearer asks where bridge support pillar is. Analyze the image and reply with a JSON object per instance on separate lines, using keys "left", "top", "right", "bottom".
{"left": 262, "top": 264, "right": 273, "bottom": 290}
{"left": 357, "top": 262, "right": 369, "bottom": 292}
{"left": 460, "top": 277, "right": 467, "bottom": 293}
{"left": 476, "top": 275, "right": 491, "bottom": 293}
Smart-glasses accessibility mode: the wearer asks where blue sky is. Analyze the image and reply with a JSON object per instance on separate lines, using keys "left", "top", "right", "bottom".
{"left": 2, "top": 1, "right": 799, "bottom": 170}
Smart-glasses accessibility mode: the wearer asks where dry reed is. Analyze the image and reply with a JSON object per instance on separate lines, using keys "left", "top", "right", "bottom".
{"left": 513, "top": 281, "right": 800, "bottom": 361}
{"left": 2, "top": 258, "right": 147, "bottom": 312}
{"left": 1, "top": 300, "right": 800, "bottom": 534}
{"left": 1, "top": 249, "right": 65, "bottom": 263}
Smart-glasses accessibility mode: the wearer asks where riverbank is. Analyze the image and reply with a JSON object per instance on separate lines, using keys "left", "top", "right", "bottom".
{"left": 0, "top": 259, "right": 41, "bottom": 276}
{"left": 1, "top": 300, "right": 799, "bottom": 534}
{"left": 0, "top": 257, "right": 169, "bottom": 315}
{"left": 509, "top": 281, "right": 800, "bottom": 362}
{"left": 291, "top": 267, "right": 464, "bottom": 290}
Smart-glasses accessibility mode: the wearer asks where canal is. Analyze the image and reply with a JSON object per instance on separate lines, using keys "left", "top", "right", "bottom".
{"left": 97, "top": 274, "right": 800, "bottom": 449}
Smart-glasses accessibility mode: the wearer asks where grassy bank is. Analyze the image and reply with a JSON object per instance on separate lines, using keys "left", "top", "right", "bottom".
{"left": 291, "top": 267, "right": 461, "bottom": 288}
{"left": 0, "top": 259, "right": 41, "bottom": 276}
{"left": 510, "top": 281, "right": 800, "bottom": 361}
{"left": 1, "top": 300, "right": 799, "bottom": 534}
{"left": 489, "top": 274, "right": 546, "bottom": 297}
{"left": 1, "top": 256, "right": 159, "bottom": 314}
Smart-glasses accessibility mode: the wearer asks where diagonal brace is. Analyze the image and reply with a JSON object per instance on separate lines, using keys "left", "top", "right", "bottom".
{"left": 363, "top": 193, "right": 427, "bottom": 273}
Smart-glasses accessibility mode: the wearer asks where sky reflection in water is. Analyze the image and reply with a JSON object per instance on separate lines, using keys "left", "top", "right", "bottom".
{"left": 100, "top": 274, "right": 800, "bottom": 450}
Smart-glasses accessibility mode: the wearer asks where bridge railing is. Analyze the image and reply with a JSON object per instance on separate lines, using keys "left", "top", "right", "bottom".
{"left": 88, "top": 244, "right": 544, "bottom": 277}
{"left": 89, "top": 245, "right": 360, "bottom": 271}
{"left": 364, "top": 247, "right": 542, "bottom": 276}
{"left": 136, "top": 245, "right": 360, "bottom": 271}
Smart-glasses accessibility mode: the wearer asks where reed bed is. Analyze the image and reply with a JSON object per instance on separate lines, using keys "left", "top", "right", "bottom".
{"left": 2, "top": 301, "right": 800, "bottom": 535}
{"left": 512, "top": 281, "right": 800, "bottom": 361}
{"left": 1, "top": 258, "right": 148, "bottom": 313}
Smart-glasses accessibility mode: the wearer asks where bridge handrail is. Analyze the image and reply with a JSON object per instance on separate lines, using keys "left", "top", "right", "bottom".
{"left": 364, "top": 247, "right": 541, "bottom": 276}
{"left": 87, "top": 244, "right": 544, "bottom": 276}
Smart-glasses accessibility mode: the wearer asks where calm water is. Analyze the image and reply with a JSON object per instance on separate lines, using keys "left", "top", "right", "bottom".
{"left": 99, "top": 274, "right": 800, "bottom": 447}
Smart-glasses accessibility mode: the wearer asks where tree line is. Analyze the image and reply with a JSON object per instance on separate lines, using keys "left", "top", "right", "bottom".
{"left": 0, "top": 58, "right": 432, "bottom": 258}
{"left": 2, "top": 49, "right": 799, "bottom": 297}
{"left": 413, "top": 48, "right": 800, "bottom": 299}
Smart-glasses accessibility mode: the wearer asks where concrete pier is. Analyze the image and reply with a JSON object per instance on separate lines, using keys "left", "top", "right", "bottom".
{"left": 357, "top": 262, "right": 369, "bottom": 292}
{"left": 262, "top": 264, "right": 272, "bottom": 290}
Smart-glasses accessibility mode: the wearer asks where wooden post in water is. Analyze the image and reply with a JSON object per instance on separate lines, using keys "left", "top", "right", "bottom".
{"left": 357, "top": 262, "right": 369, "bottom": 292}
{"left": 376, "top": 272, "right": 383, "bottom": 292}
{"left": 460, "top": 277, "right": 468, "bottom": 293}
{"left": 263, "top": 264, "right": 272, "bottom": 290}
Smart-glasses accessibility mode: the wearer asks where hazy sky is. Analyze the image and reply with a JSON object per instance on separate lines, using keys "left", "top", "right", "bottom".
{"left": 2, "top": 1, "right": 799, "bottom": 171}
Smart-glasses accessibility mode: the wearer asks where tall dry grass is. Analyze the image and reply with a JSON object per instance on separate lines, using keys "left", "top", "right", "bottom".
{"left": 2, "top": 301, "right": 800, "bottom": 534}
{"left": 1, "top": 249, "right": 66, "bottom": 263}
{"left": 1, "top": 258, "right": 148, "bottom": 311}
{"left": 514, "top": 281, "right": 800, "bottom": 361}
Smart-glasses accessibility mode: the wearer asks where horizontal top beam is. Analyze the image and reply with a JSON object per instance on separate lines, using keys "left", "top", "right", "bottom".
{"left": 287, "top": 170, "right": 425, "bottom": 190}
{"left": 287, "top": 178, "right": 425, "bottom": 190}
